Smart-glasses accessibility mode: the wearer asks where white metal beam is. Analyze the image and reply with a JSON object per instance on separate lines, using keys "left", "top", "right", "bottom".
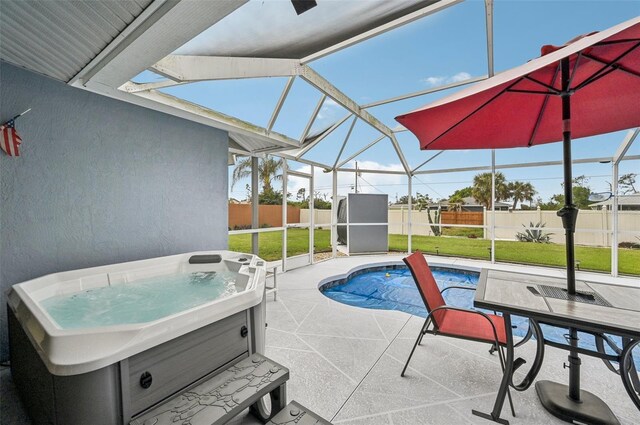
{"left": 300, "top": 0, "right": 464, "bottom": 64}
{"left": 484, "top": 0, "right": 494, "bottom": 78}
{"left": 309, "top": 165, "right": 315, "bottom": 264}
{"left": 336, "top": 167, "right": 406, "bottom": 175}
{"left": 300, "top": 95, "right": 327, "bottom": 142}
{"left": 333, "top": 117, "right": 358, "bottom": 169}
{"left": 388, "top": 133, "right": 411, "bottom": 175}
{"left": 277, "top": 152, "right": 332, "bottom": 171}
{"left": 612, "top": 161, "right": 619, "bottom": 277}
{"left": 331, "top": 170, "right": 338, "bottom": 258}
{"left": 281, "top": 159, "right": 288, "bottom": 272}
{"left": 152, "top": 55, "right": 302, "bottom": 81}
{"left": 121, "top": 79, "right": 189, "bottom": 93}
{"left": 337, "top": 135, "right": 386, "bottom": 169}
{"left": 407, "top": 176, "right": 412, "bottom": 253}
{"left": 413, "top": 155, "right": 640, "bottom": 175}
{"left": 412, "top": 151, "right": 444, "bottom": 173}
{"left": 294, "top": 113, "right": 353, "bottom": 159}
{"left": 362, "top": 76, "right": 487, "bottom": 109}
{"left": 613, "top": 128, "right": 639, "bottom": 165}
{"left": 268, "top": 77, "right": 295, "bottom": 132}
{"left": 112, "top": 84, "right": 301, "bottom": 148}
{"left": 298, "top": 65, "right": 394, "bottom": 138}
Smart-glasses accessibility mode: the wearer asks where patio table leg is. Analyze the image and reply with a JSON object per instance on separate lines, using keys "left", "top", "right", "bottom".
{"left": 620, "top": 338, "right": 640, "bottom": 411}
{"left": 472, "top": 313, "right": 515, "bottom": 425}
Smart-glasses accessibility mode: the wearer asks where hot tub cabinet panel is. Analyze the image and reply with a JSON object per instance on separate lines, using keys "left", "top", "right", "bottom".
{"left": 126, "top": 311, "right": 248, "bottom": 417}
{"left": 10, "top": 307, "right": 123, "bottom": 425}
{"left": 7, "top": 251, "right": 267, "bottom": 425}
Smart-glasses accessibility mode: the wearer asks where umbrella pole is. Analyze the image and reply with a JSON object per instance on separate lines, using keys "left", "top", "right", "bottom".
{"left": 558, "top": 58, "right": 578, "bottom": 298}
{"left": 558, "top": 57, "right": 582, "bottom": 403}
{"left": 536, "top": 58, "right": 619, "bottom": 425}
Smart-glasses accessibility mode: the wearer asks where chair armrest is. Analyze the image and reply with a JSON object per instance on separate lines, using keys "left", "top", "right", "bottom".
{"left": 440, "top": 285, "right": 476, "bottom": 294}
{"left": 428, "top": 305, "right": 502, "bottom": 345}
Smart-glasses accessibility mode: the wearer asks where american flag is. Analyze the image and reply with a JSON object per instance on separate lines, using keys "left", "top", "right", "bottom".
{"left": 0, "top": 119, "right": 22, "bottom": 157}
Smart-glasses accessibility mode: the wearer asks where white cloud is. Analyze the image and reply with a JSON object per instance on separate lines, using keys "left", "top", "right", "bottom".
{"left": 450, "top": 72, "right": 472, "bottom": 82}
{"left": 317, "top": 98, "right": 341, "bottom": 120}
{"left": 421, "top": 72, "right": 471, "bottom": 87}
{"left": 422, "top": 76, "right": 446, "bottom": 86}
{"left": 324, "top": 98, "right": 339, "bottom": 107}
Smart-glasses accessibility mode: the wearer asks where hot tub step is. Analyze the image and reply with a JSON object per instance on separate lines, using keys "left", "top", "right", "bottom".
{"left": 129, "top": 353, "right": 288, "bottom": 425}
{"left": 267, "top": 401, "right": 333, "bottom": 425}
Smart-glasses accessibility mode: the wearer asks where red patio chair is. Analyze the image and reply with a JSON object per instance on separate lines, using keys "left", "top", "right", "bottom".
{"left": 400, "top": 251, "right": 518, "bottom": 416}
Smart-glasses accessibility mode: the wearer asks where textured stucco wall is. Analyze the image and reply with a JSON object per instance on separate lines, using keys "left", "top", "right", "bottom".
{"left": 0, "top": 63, "right": 229, "bottom": 361}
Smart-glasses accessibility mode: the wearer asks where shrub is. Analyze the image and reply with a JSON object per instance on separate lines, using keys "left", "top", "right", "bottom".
{"left": 516, "top": 221, "right": 553, "bottom": 243}
{"left": 619, "top": 242, "right": 640, "bottom": 249}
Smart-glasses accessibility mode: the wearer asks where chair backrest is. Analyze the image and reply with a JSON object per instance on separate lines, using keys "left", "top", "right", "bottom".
{"left": 403, "top": 251, "right": 447, "bottom": 328}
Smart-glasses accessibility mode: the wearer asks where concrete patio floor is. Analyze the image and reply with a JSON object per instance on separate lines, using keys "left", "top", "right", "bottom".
{"left": 2, "top": 254, "right": 639, "bottom": 424}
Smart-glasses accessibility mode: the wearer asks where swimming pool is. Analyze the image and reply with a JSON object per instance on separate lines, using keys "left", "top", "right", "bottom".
{"left": 320, "top": 263, "right": 633, "bottom": 364}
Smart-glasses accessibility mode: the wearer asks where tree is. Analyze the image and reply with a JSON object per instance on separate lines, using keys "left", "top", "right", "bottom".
{"left": 556, "top": 175, "right": 591, "bottom": 209}
{"left": 414, "top": 193, "right": 441, "bottom": 236}
{"left": 542, "top": 175, "right": 592, "bottom": 210}
{"left": 448, "top": 187, "right": 471, "bottom": 210}
{"left": 394, "top": 195, "right": 418, "bottom": 205}
{"left": 259, "top": 190, "right": 285, "bottom": 205}
{"left": 414, "top": 192, "right": 433, "bottom": 211}
{"left": 296, "top": 187, "right": 306, "bottom": 201}
{"left": 231, "top": 155, "right": 284, "bottom": 194}
{"left": 619, "top": 173, "right": 638, "bottom": 194}
{"left": 472, "top": 172, "right": 509, "bottom": 209}
{"left": 449, "top": 187, "right": 473, "bottom": 200}
{"left": 507, "top": 181, "right": 536, "bottom": 209}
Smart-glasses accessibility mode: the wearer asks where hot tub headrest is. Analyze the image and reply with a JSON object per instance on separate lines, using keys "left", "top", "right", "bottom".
{"left": 189, "top": 254, "right": 222, "bottom": 264}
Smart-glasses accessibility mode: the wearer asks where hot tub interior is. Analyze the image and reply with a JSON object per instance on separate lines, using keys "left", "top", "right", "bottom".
{"left": 42, "top": 265, "right": 245, "bottom": 329}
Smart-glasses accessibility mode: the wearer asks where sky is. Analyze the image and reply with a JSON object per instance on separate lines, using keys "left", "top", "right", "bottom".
{"left": 141, "top": 0, "right": 640, "bottom": 205}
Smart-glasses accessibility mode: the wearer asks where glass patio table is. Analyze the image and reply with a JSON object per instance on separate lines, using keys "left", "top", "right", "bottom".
{"left": 472, "top": 269, "right": 640, "bottom": 425}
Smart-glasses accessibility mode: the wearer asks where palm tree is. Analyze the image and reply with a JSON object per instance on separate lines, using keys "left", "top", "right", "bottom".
{"left": 508, "top": 181, "right": 536, "bottom": 209}
{"left": 472, "top": 172, "right": 508, "bottom": 209}
{"left": 231, "top": 155, "right": 284, "bottom": 194}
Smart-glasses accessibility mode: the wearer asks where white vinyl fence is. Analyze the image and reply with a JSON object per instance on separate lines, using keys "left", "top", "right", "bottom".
{"left": 301, "top": 208, "right": 640, "bottom": 247}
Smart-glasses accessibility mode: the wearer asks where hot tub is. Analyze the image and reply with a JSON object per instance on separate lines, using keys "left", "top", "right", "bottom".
{"left": 7, "top": 251, "right": 267, "bottom": 425}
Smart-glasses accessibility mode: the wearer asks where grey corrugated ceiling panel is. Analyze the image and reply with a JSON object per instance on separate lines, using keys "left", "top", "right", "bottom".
{"left": 230, "top": 132, "right": 281, "bottom": 153}
{"left": 0, "top": 0, "right": 152, "bottom": 82}
{"left": 174, "top": 0, "right": 437, "bottom": 59}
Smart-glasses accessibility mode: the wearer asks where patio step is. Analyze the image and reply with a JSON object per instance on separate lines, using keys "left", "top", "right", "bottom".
{"left": 129, "top": 353, "right": 288, "bottom": 425}
{"left": 267, "top": 400, "right": 333, "bottom": 424}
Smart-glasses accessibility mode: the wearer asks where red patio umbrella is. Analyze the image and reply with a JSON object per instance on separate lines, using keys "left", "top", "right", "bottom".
{"left": 396, "top": 16, "right": 640, "bottom": 425}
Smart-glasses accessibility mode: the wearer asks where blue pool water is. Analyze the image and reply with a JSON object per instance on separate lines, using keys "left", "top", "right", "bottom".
{"left": 321, "top": 265, "right": 637, "bottom": 366}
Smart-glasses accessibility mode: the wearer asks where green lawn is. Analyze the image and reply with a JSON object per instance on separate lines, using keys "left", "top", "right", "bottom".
{"left": 228, "top": 228, "right": 331, "bottom": 261}
{"left": 229, "top": 229, "right": 640, "bottom": 276}
{"left": 441, "top": 227, "right": 484, "bottom": 238}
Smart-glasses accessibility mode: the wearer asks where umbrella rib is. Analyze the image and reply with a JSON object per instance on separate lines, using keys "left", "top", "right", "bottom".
{"left": 573, "top": 41, "right": 640, "bottom": 91}
{"left": 567, "top": 52, "right": 583, "bottom": 88}
{"left": 523, "top": 75, "right": 561, "bottom": 94}
{"left": 581, "top": 53, "right": 640, "bottom": 79}
{"left": 507, "top": 89, "right": 557, "bottom": 95}
{"left": 528, "top": 65, "right": 560, "bottom": 147}
{"left": 576, "top": 67, "right": 619, "bottom": 91}
{"left": 594, "top": 37, "right": 640, "bottom": 47}
{"left": 425, "top": 78, "right": 525, "bottom": 149}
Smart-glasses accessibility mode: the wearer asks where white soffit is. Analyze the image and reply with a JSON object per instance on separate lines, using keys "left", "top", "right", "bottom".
{"left": 173, "top": 0, "right": 438, "bottom": 59}
{"left": 79, "top": 0, "right": 248, "bottom": 88}
{"left": 0, "top": 0, "right": 153, "bottom": 82}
